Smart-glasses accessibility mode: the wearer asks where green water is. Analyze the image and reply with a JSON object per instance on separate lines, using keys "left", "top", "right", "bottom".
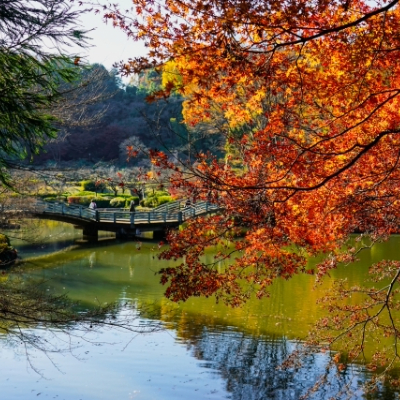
{"left": 1, "top": 220, "right": 400, "bottom": 399}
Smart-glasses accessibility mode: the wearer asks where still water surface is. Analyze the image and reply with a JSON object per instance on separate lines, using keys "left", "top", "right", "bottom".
{"left": 2, "top": 221, "right": 400, "bottom": 399}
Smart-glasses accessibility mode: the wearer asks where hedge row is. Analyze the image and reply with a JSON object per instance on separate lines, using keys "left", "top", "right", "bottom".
{"left": 110, "top": 197, "right": 139, "bottom": 207}
{"left": 140, "top": 195, "right": 172, "bottom": 208}
{"left": 67, "top": 196, "right": 139, "bottom": 208}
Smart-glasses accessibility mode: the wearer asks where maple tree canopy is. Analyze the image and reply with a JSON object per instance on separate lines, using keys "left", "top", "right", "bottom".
{"left": 102, "top": 0, "right": 400, "bottom": 381}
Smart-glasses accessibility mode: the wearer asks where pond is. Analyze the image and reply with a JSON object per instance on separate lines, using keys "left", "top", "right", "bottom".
{"left": 1, "top": 220, "right": 400, "bottom": 399}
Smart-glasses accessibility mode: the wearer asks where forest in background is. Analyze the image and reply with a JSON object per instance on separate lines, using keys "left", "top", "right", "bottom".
{"left": 32, "top": 65, "right": 222, "bottom": 169}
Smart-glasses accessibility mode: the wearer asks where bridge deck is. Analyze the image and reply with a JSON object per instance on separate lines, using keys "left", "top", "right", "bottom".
{"left": 28, "top": 199, "right": 219, "bottom": 233}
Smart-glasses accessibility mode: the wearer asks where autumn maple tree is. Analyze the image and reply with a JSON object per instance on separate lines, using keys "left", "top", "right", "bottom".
{"left": 97, "top": 0, "right": 400, "bottom": 385}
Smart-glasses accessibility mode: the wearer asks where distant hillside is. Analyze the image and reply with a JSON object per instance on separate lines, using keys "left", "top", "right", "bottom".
{"left": 33, "top": 65, "right": 190, "bottom": 167}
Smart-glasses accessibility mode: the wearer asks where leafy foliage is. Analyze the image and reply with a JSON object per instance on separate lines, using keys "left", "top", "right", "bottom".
{"left": 99, "top": 0, "right": 400, "bottom": 387}
{"left": 0, "top": 0, "right": 90, "bottom": 184}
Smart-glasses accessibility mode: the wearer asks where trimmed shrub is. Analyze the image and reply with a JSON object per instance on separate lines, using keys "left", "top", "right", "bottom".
{"left": 126, "top": 196, "right": 139, "bottom": 206}
{"left": 140, "top": 193, "right": 172, "bottom": 208}
{"left": 80, "top": 180, "right": 95, "bottom": 191}
{"left": 67, "top": 196, "right": 112, "bottom": 208}
{"left": 80, "top": 180, "right": 106, "bottom": 192}
{"left": 109, "top": 197, "right": 126, "bottom": 208}
{"left": 118, "top": 193, "right": 139, "bottom": 199}
{"left": 41, "top": 194, "right": 57, "bottom": 201}
{"left": 145, "top": 190, "right": 169, "bottom": 198}
{"left": 155, "top": 190, "right": 170, "bottom": 197}
{"left": 67, "top": 196, "right": 92, "bottom": 206}
{"left": 73, "top": 191, "right": 96, "bottom": 197}
{"left": 43, "top": 195, "right": 66, "bottom": 202}
{"left": 157, "top": 195, "right": 173, "bottom": 205}
{"left": 67, "top": 196, "right": 81, "bottom": 205}
{"left": 109, "top": 196, "right": 139, "bottom": 208}
{"left": 141, "top": 197, "right": 156, "bottom": 208}
{"left": 94, "top": 198, "right": 112, "bottom": 208}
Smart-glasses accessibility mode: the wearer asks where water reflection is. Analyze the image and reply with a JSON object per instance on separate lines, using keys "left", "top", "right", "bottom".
{"left": 0, "top": 303, "right": 382, "bottom": 400}
{"left": 186, "top": 330, "right": 333, "bottom": 400}
{"left": 2, "top": 221, "right": 400, "bottom": 399}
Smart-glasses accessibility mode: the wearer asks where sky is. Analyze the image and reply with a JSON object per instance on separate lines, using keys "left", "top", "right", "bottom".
{"left": 74, "top": 1, "right": 146, "bottom": 76}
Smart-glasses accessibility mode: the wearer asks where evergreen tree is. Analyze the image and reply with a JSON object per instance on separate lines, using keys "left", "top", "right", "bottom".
{"left": 0, "top": 0, "right": 90, "bottom": 184}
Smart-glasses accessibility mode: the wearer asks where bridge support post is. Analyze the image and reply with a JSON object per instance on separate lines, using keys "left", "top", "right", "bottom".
{"left": 82, "top": 226, "right": 99, "bottom": 242}
{"left": 116, "top": 227, "right": 129, "bottom": 239}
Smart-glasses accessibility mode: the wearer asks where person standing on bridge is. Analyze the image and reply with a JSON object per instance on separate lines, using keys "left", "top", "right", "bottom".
{"left": 89, "top": 200, "right": 97, "bottom": 210}
{"left": 129, "top": 200, "right": 136, "bottom": 213}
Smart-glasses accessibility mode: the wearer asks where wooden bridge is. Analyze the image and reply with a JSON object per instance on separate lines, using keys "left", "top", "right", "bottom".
{"left": 27, "top": 199, "right": 219, "bottom": 241}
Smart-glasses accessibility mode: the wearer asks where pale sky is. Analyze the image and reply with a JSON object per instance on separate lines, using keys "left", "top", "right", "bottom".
{"left": 74, "top": 2, "right": 146, "bottom": 74}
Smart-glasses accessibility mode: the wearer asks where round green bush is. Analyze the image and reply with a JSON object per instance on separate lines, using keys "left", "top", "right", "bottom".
{"left": 80, "top": 180, "right": 106, "bottom": 192}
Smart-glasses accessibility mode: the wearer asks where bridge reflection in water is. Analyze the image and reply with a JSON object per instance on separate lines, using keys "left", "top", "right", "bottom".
{"left": 29, "top": 199, "right": 219, "bottom": 241}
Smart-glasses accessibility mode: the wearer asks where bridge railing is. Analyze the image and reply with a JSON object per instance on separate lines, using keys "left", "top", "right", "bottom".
{"left": 96, "top": 210, "right": 182, "bottom": 224}
{"left": 36, "top": 200, "right": 97, "bottom": 220}
{"left": 181, "top": 201, "right": 219, "bottom": 220}
{"left": 94, "top": 200, "right": 183, "bottom": 214}
{"left": 152, "top": 200, "right": 185, "bottom": 214}
{"left": 34, "top": 199, "right": 219, "bottom": 225}
{"left": 96, "top": 200, "right": 184, "bottom": 214}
